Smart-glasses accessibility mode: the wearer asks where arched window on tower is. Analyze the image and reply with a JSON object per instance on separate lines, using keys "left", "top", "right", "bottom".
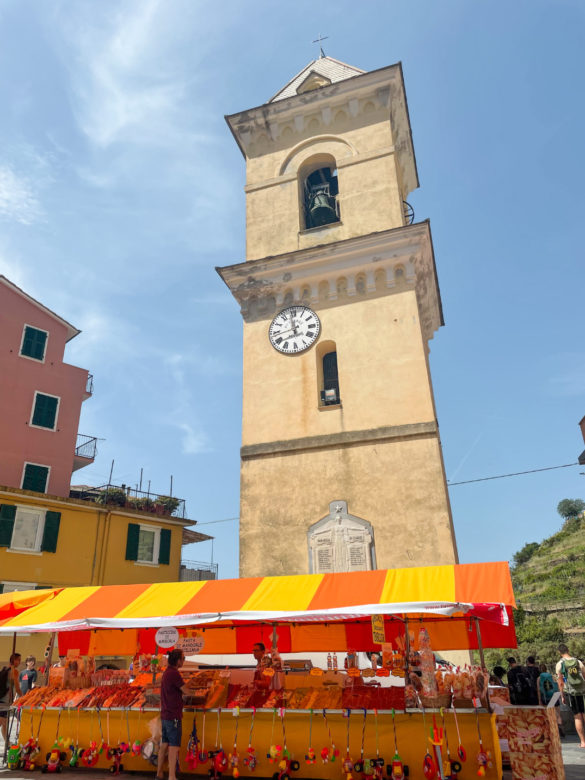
{"left": 301, "top": 162, "right": 340, "bottom": 230}
{"left": 321, "top": 350, "right": 340, "bottom": 406}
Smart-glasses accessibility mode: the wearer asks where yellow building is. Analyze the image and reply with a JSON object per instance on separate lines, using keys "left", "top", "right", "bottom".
{"left": 218, "top": 56, "right": 458, "bottom": 577}
{"left": 0, "top": 484, "right": 210, "bottom": 660}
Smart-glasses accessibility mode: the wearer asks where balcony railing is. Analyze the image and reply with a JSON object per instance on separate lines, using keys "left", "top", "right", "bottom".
{"left": 179, "top": 560, "right": 218, "bottom": 581}
{"left": 75, "top": 434, "right": 98, "bottom": 460}
{"left": 71, "top": 483, "right": 187, "bottom": 519}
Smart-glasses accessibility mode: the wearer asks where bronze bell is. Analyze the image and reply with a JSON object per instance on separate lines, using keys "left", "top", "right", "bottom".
{"left": 309, "top": 191, "right": 337, "bottom": 226}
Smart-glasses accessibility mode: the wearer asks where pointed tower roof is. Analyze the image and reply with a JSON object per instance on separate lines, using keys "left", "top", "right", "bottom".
{"left": 268, "top": 56, "right": 365, "bottom": 103}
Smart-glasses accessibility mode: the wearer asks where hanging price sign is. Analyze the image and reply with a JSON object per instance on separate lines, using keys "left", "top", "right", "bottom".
{"left": 155, "top": 626, "right": 179, "bottom": 649}
{"left": 177, "top": 635, "right": 205, "bottom": 654}
{"left": 371, "top": 614, "right": 386, "bottom": 645}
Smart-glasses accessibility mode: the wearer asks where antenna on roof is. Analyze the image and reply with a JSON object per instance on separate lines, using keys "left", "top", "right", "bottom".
{"left": 312, "top": 33, "right": 328, "bottom": 59}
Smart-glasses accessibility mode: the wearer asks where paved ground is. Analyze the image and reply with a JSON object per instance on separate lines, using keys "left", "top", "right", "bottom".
{"left": 0, "top": 735, "right": 583, "bottom": 778}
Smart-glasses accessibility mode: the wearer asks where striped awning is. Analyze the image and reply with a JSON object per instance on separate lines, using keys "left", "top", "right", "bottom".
{"left": 0, "top": 562, "right": 514, "bottom": 635}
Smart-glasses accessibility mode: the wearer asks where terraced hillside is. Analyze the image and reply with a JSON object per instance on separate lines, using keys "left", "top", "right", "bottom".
{"left": 485, "top": 512, "right": 585, "bottom": 668}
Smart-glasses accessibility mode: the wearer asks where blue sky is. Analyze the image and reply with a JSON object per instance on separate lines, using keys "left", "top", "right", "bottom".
{"left": 1, "top": 0, "right": 584, "bottom": 579}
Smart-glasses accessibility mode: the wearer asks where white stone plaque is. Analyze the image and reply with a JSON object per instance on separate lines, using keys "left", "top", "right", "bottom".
{"left": 308, "top": 501, "right": 376, "bottom": 574}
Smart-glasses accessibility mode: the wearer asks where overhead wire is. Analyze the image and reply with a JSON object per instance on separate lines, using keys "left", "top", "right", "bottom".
{"left": 448, "top": 462, "right": 579, "bottom": 486}
{"left": 191, "top": 464, "right": 580, "bottom": 526}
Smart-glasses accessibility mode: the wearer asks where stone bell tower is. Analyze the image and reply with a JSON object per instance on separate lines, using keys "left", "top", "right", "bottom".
{"left": 218, "top": 56, "right": 458, "bottom": 577}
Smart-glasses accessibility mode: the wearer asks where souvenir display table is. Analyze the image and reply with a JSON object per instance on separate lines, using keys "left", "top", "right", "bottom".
{"left": 0, "top": 562, "right": 547, "bottom": 780}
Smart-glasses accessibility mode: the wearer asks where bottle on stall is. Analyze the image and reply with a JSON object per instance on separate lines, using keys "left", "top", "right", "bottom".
{"left": 333, "top": 652, "right": 338, "bottom": 670}
{"left": 327, "top": 652, "right": 332, "bottom": 670}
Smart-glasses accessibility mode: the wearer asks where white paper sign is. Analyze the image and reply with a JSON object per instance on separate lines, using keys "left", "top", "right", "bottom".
{"left": 177, "top": 635, "right": 205, "bottom": 654}
{"left": 155, "top": 626, "right": 179, "bottom": 649}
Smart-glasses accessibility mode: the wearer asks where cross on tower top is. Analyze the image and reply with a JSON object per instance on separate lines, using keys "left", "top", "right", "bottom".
{"left": 312, "top": 33, "right": 328, "bottom": 59}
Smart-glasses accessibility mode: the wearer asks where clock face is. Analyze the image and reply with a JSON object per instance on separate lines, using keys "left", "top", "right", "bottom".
{"left": 269, "top": 306, "right": 321, "bottom": 354}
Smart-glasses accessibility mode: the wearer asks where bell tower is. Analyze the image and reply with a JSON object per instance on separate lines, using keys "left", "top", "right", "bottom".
{"left": 218, "top": 57, "right": 458, "bottom": 577}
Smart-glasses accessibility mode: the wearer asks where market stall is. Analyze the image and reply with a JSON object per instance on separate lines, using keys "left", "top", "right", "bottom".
{"left": 0, "top": 563, "right": 531, "bottom": 780}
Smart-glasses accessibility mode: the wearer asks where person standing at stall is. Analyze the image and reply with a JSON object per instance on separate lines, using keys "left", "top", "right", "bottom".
{"left": 19, "top": 656, "right": 37, "bottom": 695}
{"left": 157, "top": 649, "right": 190, "bottom": 780}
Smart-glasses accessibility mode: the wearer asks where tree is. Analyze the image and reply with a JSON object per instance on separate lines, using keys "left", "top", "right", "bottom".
{"left": 557, "top": 498, "right": 585, "bottom": 520}
{"left": 513, "top": 542, "right": 540, "bottom": 567}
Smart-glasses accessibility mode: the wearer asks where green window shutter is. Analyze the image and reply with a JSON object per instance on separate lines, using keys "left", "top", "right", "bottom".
{"left": 0, "top": 505, "right": 16, "bottom": 547}
{"left": 0, "top": 585, "right": 3, "bottom": 594}
{"left": 41, "top": 512, "right": 61, "bottom": 553}
{"left": 158, "top": 528, "right": 171, "bottom": 565}
{"left": 32, "top": 394, "right": 58, "bottom": 429}
{"left": 125, "top": 523, "right": 140, "bottom": 561}
{"left": 35, "top": 585, "right": 51, "bottom": 590}
{"left": 22, "top": 327, "right": 47, "bottom": 361}
{"left": 22, "top": 464, "right": 49, "bottom": 493}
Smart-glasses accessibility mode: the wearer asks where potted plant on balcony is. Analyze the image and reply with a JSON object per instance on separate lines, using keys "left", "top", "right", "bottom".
{"left": 154, "top": 495, "right": 180, "bottom": 516}
{"left": 96, "top": 488, "right": 127, "bottom": 507}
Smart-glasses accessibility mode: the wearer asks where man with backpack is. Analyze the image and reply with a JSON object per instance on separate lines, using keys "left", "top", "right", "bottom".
{"left": 506, "top": 656, "right": 533, "bottom": 705}
{"left": 556, "top": 643, "right": 585, "bottom": 748}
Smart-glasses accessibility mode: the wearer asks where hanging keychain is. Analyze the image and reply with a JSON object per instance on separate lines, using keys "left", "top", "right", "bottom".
{"left": 212, "top": 708, "right": 228, "bottom": 776}
{"left": 21, "top": 706, "right": 41, "bottom": 770}
{"left": 451, "top": 704, "right": 466, "bottom": 763}
{"left": 81, "top": 710, "right": 100, "bottom": 767}
{"left": 229, "top": 708, "right": 240, "bottom": 778}
{"left": 275, "top": 708, "right": 299, "bottom": 780}
{"left": 390, "top": 709, "right": 405, "bottom": 780}
{"left": 474, "top": 701, "right": 492, "bottom": 777}
{"left": 429, "top": 714, "right": 444, "bottom": 780}
{"left": 321, "top": 709, "right": 339, "bottom": 764}
{"left": 421, "top": 705, "right": 438, "bottom": 780}
{"left": 244, "top": 707, "right": 258, "bottom": 771}
{"left": 440, "top": 708, "right": 461, "bottom": 780}
{"left": 69, "top": 708, "right": 83, "bottom": 768}
{"left": 370, "top": 709, "right": 384, "bottom": 779}
{"left": 305, "top": 709, "right": 316, "bottom": 764}
{"left": 352, "top": 709, "right": 366, "bottom": 773}
{"left": 198, "top": 710, "right": 209, "bottom": 764}
{"left": 342, "top": 709, "right": 354, "bottom": 778}
{"left": 131, "top": 708, "right": 142, "bottom": 757}
{"left": 186, "top": 713, "right": 200, "bottom": 771}
{"left": 268, "top": 708, "right": 281, "bottom": 763}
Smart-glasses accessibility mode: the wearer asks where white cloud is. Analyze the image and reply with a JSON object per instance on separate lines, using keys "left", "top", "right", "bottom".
{"left": 0, "top": 165, "right": 43, "bottom": 225}
{"left": 61, "top": 0, "right": 201, "bottom": 149}
{"left": 175, "top": 421, "right": 209, "bottom": 455}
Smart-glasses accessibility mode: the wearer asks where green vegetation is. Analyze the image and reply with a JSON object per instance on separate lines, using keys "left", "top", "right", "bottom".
{"left": 484, "top": 498, "right": 585, "bottom": 671}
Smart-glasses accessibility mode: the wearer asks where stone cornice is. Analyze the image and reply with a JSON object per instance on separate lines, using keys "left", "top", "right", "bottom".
{"left": 241, "top": 420, "right": 438, "bottom": 460}
{"left": 216, "top": 221, "right": 444, "bottom": 343}
{"left": 225, "top": 62, "right": 418, "bottom": 197}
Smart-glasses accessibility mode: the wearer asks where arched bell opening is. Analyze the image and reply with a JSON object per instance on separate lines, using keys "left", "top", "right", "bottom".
{"left": 298, "top": 154, "right": 340, "bottom": 231}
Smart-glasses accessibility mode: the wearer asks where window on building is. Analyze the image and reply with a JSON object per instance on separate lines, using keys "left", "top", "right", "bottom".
{"left": 0, "top": 504, "right": 61, "bottom": 553}
{"left": 22, "top": 463, "right": 49, "bottom": 493}
{"left": 125, "top": 523, "right": 171, "bottom": 565}
{"left": 138, "top": 526, "right": 158, "bottom": 563}
{"left": 20, "top": 326, "right": 48, "bottom": 361}
{"left": 31, "top": 392, "right": 59, "bottom": 430}
{"left": 302, "top": 164, "right": 340, "bottom": 230}
{"left": 321, "top": 351, "right": 340, "bottom": 405}
{"left": 11, "top": 508, "right": 45, "bottom": 551}
{"left": 0, "top": 582, "right": 38, "bottom": 594}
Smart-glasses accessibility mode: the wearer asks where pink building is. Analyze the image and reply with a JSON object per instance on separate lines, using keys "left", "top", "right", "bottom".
{"left": 0, "top": 276, "right": 95, "bottom": 497}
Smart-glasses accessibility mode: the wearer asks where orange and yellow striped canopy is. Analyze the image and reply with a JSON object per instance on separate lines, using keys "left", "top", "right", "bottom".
{"left": 0, "top": 562, "right": 514, "bottom": 636}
